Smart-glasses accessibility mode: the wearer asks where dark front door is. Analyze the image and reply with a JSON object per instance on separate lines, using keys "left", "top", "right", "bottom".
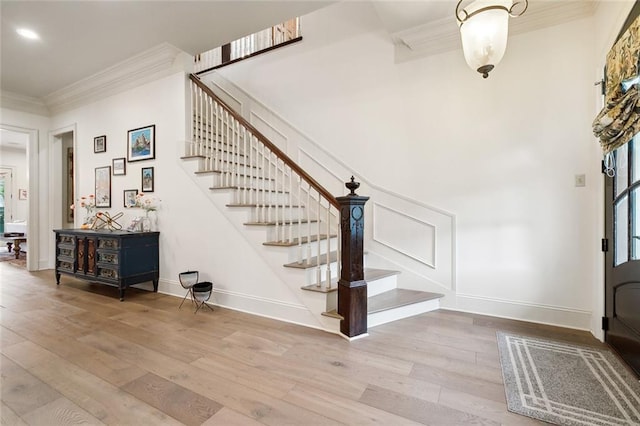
{"left": 605, "top": 137, "right": 640, "bottom": 377}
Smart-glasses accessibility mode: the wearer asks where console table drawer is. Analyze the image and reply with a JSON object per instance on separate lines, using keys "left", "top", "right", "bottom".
{"left": 97, "top": 251, "right": 119, "bottom": 265}
{"left": 98, "top": 238, "right": 119, "bottom": 250}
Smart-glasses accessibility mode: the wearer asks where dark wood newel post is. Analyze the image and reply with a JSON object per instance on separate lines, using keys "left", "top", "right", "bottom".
{"left": 337, "top": 176, "right": 369, "bottom": 338}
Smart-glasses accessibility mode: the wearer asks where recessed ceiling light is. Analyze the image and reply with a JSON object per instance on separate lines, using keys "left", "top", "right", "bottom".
{"left": 16, "top": 28, "right": 39, "bottom": 40}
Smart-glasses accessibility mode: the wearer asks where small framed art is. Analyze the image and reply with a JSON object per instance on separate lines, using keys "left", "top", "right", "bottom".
{"left": 95, "top": 166, "right": 111, "bottom": 208}
{"left": 124, "top": 189, "right": 138, "bottom": 208}
{"left": 94, "top": 135, "right": 106, "bottom": 153}
{"left": 141, "top": 167, "right": 154, "bottom": 192}
{"left": 112, "top": 157, "right": 126, "bottom": 176}
{"left": 127, "top": 217, "right": 143, "bottom": 232}
{"left": 127, "top": 125, "right": 155, "bottom": 162}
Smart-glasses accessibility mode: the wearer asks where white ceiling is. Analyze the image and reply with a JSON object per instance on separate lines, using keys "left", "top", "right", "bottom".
{"left": 0, "top": 0, "right": 599, "bottom": 103}
{"left": 0, "top": 0, "right": 334, "bottom": 100}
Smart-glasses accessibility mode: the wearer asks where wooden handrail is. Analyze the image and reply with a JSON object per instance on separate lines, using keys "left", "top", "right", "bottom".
{"left": 190, "top": 74, "right": 339, "bottom": 209}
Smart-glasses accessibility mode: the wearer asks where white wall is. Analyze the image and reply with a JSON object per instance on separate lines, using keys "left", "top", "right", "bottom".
{"left": 48, "top": 71, "right": 323, "bottom": 328}
{"left": 0, "top": 147, "right": 28, "bottom": 221}
{"left": 216, "top": 1, "right": 623, "bottom": 331}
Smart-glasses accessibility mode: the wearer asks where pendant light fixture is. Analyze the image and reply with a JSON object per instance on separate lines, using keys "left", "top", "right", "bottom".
{"left": 455, "top": 0, "right": 528, "bottom": 78}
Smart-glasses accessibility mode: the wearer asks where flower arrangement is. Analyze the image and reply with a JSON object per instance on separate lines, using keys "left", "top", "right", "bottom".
{"left": 70, "top": 194, "right": 96, "bottom": 228}
{"left": 70, "top": 194, "right": 96, "bottom": 216}
{"left": 134, "top": 193, "right": 160, "bottom": 213}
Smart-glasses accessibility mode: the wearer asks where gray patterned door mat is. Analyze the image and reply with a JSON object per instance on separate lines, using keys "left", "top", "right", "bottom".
{"left": 497, "top": 332, "right": 640, "bottom": 425}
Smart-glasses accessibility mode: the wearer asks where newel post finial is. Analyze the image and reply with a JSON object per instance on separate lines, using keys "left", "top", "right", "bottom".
{"left": 346, "top": 175, "right": 360, "bottom": 196}
{"left": 336, "top": 176, "right": 369, "bottom": 339}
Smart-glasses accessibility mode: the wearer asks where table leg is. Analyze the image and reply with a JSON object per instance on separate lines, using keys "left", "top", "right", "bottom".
{"left": 12, "top": 240, "right": 21, "bottom": 259}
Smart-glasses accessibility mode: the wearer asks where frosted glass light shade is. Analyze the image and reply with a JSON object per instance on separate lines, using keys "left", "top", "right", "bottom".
{"left": 458, "top": 0, "right": 512, "bottom": 78}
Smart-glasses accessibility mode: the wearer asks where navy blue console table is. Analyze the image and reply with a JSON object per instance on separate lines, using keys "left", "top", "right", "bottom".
{"left": 53, "top": 229, "right": 159, "bottom": 301}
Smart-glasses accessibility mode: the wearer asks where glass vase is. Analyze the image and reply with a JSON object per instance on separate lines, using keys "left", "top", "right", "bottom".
{"left": 141, "top": 212, "right": 151, "bottom": 232}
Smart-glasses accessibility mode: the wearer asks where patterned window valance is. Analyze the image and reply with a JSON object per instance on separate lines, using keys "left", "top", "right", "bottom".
{"left": 593, "top": 15, "right": 640, "bottom": 153}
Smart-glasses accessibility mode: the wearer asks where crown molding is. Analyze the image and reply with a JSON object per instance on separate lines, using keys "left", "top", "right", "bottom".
{"left": 44, "top": 42, "right": 192, "bottom": 115}
{"left": 393, "top": 1, "right": 598, "bottom": 64}
{"left": 0, "top": 91, "right": 50, "bottom": 116}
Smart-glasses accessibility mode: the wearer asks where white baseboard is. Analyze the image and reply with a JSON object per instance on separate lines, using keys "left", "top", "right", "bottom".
{"left": 157, "top": 279, "right": 323, "bottom": 330}
{"left": 446, "top": 293, "right": 592, "bottom": 331}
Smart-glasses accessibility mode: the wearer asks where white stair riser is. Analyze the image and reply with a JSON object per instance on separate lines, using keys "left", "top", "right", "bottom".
{"left": 284, "top": 238, "right": 338, "bottom": 263}
{"left": 248, "top": 210, "right": 308, "bottom": 225}
{"left": 368, "top": 299, "right": 440, "bottom": 328}
{"left": 301, "top": 261, "right": 338, "bottom": 285}
{"left": 263, "top": 222, "right": 335, "bottom": 241}
{"left": 367, "top": 274, "right": 398, "bottom": 297}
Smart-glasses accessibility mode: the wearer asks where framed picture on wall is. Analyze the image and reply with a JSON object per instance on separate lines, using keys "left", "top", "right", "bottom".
{"left": 94, "top": 135, "right": 106, "bottom": 153}
{"left": 141, "top": 167, "right": 154, "bottom": 192}
{"left": 95, "top": 166, "right": 111, "bottom": 207}
{"left": 127, "top": 125, "right": 155, "bottom": 162}
{"left": 112, "top": 157, "right": 126, "bottom": 175}
{"left": 123, "top": 189, "right": 138, "bottom": 208}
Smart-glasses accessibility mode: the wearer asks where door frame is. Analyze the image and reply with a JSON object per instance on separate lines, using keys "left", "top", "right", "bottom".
{"left": 0, "top": 124, "right": 39, "bottom": 271}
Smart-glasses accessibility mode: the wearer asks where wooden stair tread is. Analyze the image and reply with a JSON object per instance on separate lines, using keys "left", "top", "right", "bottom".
{"left": 284, "top": 251, "right": 338, "bottom": 269}
{"left": 321, "top": 309, "right": 343, "bottom": 320}
{"left": 263, "top": 234, "right": 335, "bottom": 247}
{"left": 301, "top": 283, "right": 338, "bottom": 293}
{"left": 368, "top": 289, "right": 443, "bottom": 314}
{"left": 245, "top": 219, "right": 318, "bottom": 226}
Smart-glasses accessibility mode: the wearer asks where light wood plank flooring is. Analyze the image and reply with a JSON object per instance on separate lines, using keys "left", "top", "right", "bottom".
{"left": 0, "top": 261, "right": 606, "bottom": 425}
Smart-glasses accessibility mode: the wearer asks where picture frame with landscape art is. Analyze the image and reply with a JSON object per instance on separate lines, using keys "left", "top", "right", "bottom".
{"left": 94, "top": 135, "right": 106, "bottom": 153}
{"left": 127, "top": 125, "right": 155, "bottom": 162}
{"left": 141, "top": 167, "right": 154, "bottom": 192}
{"left": 95, "top": 166, "right": 111, "bottom": 207}
{"left": 123, "top": 189, "right": 138, "bottom": 208}
{"left": 112, "top": 157, "right": 126, "bottom": 176}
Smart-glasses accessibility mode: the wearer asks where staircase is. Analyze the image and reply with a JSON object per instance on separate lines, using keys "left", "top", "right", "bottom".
{"left": 182, "top": 74, "right": 442, "bottom": 336}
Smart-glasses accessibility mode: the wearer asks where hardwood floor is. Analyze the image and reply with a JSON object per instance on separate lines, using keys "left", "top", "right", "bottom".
{"left": 0, "top": 262, "right": 606, "bottom": 425}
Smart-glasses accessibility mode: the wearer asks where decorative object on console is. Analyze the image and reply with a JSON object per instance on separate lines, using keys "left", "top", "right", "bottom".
{"left": 94, "top": 135, "right": 106, "bottom": 153}
{"left": 95, "top": 166, "right": 111, "bottom": 208}
{"left": 141, "top": 166, "right": 154, "bottom": 192}
{"left": 70, "top": 194, "right": 96, "bottom": 228}
{"left": 127, "top": 124, "right": 155, "bottom": 162}
{"left": 126, "top": 217, "right": 143, "bottom": 232}
{"left": 134, "top": 193, "right": 160, "bottom": 232}
{"left": 455, "top": 0, "right": 528, "bottom": 78}
{"left": 112, "top": 157, "right": 126, "bottom": 176}
{"left": 92, "top": 211, "right": 124, "bottom": 231}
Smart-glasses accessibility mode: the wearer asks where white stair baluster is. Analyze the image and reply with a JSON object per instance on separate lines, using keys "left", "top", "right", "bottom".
{"left": 297, "top": 175, "right": 302, "bottom": 261}
{"left": 316, "top": 194, "right": 321, "bottom": 288}
{"left": 243, "top": 127, "right": 248, "bottom": 205}
{"left": 214, "top": 102, "right": 220, "bottom": 171}
{"left": 326, "top": 207, "right": 331, "bottom": 289}
{"left": 275, "top": 156, "right": 279, "bottom": 240}
{"left": 289, "top": 168, "right": 293, "bottom": 244}
{"left": 199, "top": 87, "right": 204, "bottom": 157}
{"left": 189, "top": 81, "right": 194, "bottom": 155}
{"left": 305, "top": 183, "right": 311, "bottom": 265}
